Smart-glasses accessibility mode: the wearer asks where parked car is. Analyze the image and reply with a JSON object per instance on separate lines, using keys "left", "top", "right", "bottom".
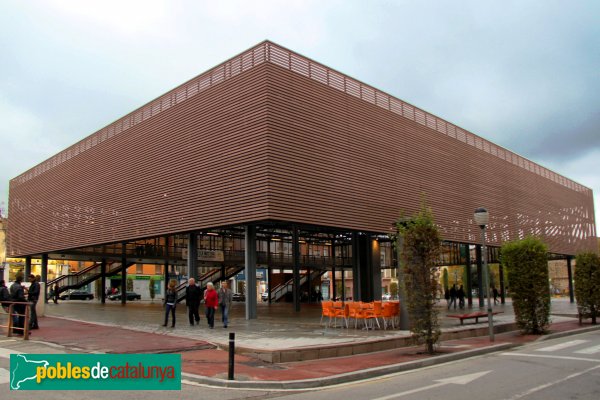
{"left": 261, "top": 292, "right": 269, "bottom": 302}
{"left": 59, "top": 290, "right": 94, "bottom": 300}
{"left": 107, "top": 292, "right": 141, "bottom": 301}
{"left": 232, "top": 293, "right": 245, "bottom": 302}
{"left": 381, "top": 293, "right": 391, "bottom": 301}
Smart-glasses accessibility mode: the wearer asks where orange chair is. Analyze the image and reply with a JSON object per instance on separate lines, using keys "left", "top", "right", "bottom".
{"left": 363, "top": 302, "right": 381, "bottom": 329}
{"left": 332, "top": 303, "right": 349, "bottom": 328}
{"left": 320, "top": 301, "right": 334, "bottom": 326}
{"left": 348, "top": 302, "right": 367, "bottom": 329}
{"left": 381, "top": 302, "right": 395, "bottom": 329}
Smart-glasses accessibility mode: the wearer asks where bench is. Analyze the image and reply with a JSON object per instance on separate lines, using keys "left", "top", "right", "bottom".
{"left": 447, "top": 311, "right": 503, "bottom": 325}
{"left": 577, "top": 307, "right": 597, "bottom": 325}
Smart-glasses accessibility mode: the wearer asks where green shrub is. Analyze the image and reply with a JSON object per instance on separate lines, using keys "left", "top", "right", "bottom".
{"left": 574, "top": 252, "right": 600, "bottom": 324}
{"left": 501, "top": 236, "right": 550, "bottom": 334}
{"left": 126, "top": 277, "right": 134, "bottom": 292}
{"left": 394, "top": 204, "right": 441, "bottom": 354}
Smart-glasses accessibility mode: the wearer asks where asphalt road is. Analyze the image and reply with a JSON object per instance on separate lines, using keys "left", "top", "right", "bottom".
{"left": 2, "top": 330, "right": 599, "bottom": 399}
{"left": 270, "top": 330, "right": 600, "bottom": 400}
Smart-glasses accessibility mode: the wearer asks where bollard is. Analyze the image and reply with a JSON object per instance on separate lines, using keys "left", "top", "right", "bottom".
{"left": 228, "top": 332, "right": 235, "bottom": 380}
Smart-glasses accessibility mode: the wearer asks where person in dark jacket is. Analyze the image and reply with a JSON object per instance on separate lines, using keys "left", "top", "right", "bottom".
{"left": 10, "top": 273, "right": 27, "bottom": 335}
{"left": 162, "top": 280, "right": 178, "bottom": 328}
{"left": 217, "top": 281, "right": 233, "bottom": 328}
{"left": 0, "top": 280, "right": 10, "bottom": 312}
{"left": 185, "top": 278, "right": 201, "bottom": 326}
{"left": 27, "top": 274, "right": 40, "bottom": 329}
{"left": 457, "top": 285, "right": 466, "bottom": 309}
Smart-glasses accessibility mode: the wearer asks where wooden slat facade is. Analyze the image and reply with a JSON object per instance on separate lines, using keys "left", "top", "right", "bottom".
{"left": 7, "top": 41, "right": 596, "bottom": 257}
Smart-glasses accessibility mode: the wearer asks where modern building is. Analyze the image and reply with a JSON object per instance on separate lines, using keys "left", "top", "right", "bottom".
{"left": 7, "top": 41, "right": 596, "bottom": 318}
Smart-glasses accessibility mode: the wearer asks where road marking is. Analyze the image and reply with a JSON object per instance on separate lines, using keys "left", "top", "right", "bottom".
{"left": 370, "top": 371, "right": 491, "bottom": 400}
{"left": 535, "top": 339, "right": 588, "bottom": 352}
{"left": 0, "top": 368, "right": 9, "bottom": 385}
{"left": 574, "top": 344, "right": 600, "bottom": 355}
{"left": 504, "top": 364, "right": 600, "bottom": 400}
{"left": 0, "top": 348, "right": 23, "bottom": 359}
{"left": 501, "top": 352, "right": 600, "bottom": 363}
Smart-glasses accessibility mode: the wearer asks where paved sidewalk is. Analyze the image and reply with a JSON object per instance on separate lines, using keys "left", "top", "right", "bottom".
{"left": 1, "top": 297, "right": 596, "bottom": 388}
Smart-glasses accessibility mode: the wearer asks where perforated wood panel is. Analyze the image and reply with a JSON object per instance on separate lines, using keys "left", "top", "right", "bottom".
{"left": 7, "top": 41, "right": 596, "bottom": 257}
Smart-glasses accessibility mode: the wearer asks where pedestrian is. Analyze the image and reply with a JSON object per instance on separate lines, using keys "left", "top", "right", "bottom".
{"left": 185, "top": 278, "right": 201, "bottom": 326}
{"left": 457, "top": 285, "right": 465, "bottom": 309}
{"left": 444, "top": 287, "right": 450, "bottom": 306}
{"left": 492, "top": 286, "right": 499, "bottom": 305}
{"left": 53, "top": 283, "right": 59, "bottom": 304}
{"left": 218, "top": 281, "right": 233, "bottom": 328}
{"left": 0, "top": 280, "right": 10, "bottom": 312}
{"left": 10, "top": 273, "right": 27, "bottom": 335}
{"left": 27, "top": 274, "right": 40, "bottom": 329}
{"left": 204, "top": 282, "right": 218, "bottom": 329}
{"left": 448, "top": 284, "right": 457, "bottom": 309}
{"left": 162, "top": 279, "right": 178, "bottom": 328}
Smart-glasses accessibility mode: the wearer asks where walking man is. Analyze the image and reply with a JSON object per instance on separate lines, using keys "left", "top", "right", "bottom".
{"left": 185, "top": 278, "right": 201, "bottom": 325}
{"left": 218, "top": 281, "right": 233, "bottom": 328}
{"left": 27, "top": 274, "right": 40, "bottom": 329}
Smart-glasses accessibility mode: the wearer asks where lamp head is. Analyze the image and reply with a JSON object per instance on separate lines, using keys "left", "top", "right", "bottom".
{"left": 474, "top": 207, "right": 489, "bottom": 227}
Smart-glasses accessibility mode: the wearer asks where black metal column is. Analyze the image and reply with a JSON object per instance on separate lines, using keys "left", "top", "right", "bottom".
{"left": 245, "top": 225, "right": 257, "bottom": 319}
{"left": 499, "top": 261, "right": 506, "bottom": 304}
{"left": 121, "top": 242, "right": 127, "bottom": 305}
{"left": 41, "top": 254, "right": 48, "bottom": 304}
{"left": 476, "top": 244, "right": 484, "bottom": 308}
{"left": 351, "top": 232, "right": 361, "bottom": 302}
{"left": 331, "top": 240, "right": 336, "bottom": 301}
{"left": 188, "top": 232, "right": 198, "bottom": 281}
{"left": 25, "top": 256, "right": 31, "bottom": 279}
{"left": 465, "top": 244, "right": 473, "bottom": 307}
{"left": 567, "top": 256, "right": 574, "bottom": 303}
{"left": 292, "top": 226, "right": 301, "bottom": 312}
{"left": 267, "top": 238, "right": 272, "bottom": 303}
{"left": 101, "top": 259, "right": 107, "bottom": 304}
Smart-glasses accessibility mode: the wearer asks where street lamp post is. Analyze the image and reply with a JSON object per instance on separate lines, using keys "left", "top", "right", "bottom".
{"left": 474, "top": 207, "right": 494, "bottom": 342}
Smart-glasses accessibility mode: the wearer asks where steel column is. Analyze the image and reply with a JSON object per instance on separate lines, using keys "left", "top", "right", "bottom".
{"left": 292, "top": 226, "right": 301, "bottom": 312}
{"left": 245, "top": 225, "right": 257, "bottom": 319}
{"left": 567, "top": 256, "right": 574, "bottom": 303}
{"left": 121, "top": 242, "right": 127, "bottom": 305}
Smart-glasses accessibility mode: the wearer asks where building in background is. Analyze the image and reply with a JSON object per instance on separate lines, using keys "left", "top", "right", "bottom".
{"left": 5, "top": 41, "right": 596, "bottom": 315}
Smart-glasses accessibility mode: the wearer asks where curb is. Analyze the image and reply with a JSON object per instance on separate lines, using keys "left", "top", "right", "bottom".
{"left": 181, "top": 324, "right": 600, "bottom": 389}
{"left": 181, "top": 342, "right": 517, "bottom": 389}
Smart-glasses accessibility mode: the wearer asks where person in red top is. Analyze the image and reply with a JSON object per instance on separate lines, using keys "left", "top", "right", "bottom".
{"left": 204, "top": 282, "right": 219, "bottom": 329}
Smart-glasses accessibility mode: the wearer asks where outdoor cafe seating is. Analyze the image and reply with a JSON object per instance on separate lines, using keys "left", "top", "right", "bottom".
{"left": 320, "top": 300, "right": 400, "bottom": 330}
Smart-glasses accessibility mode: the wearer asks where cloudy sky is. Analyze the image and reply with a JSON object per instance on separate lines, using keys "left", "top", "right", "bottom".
{"left": 1, "top": 0, "right": 598, "bottom": 229}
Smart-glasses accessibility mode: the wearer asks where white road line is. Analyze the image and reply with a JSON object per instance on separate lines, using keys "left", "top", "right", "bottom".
{"left": 504, "top": 364, "right": 600, "bottom": 400}
{"left": 575, "top": 344, "right": 600, "bottom": 355}
{"left": 0, "top": 347, "right": 23, "bottom": 359}
{"left": 0, "top": 367, "right": 9, "bottom": 385}
{"left": 501, "top": 352, "right": 600, "bottom": 363}
{"left": 535, "top": 339, "right": 588, "bottom": 352}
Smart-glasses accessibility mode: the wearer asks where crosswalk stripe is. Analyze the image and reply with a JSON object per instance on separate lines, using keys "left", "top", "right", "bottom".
{"left": 575, "top": 344, "right": 600, "bottom": 355}
{"left": 536, "top": 340, "right": 589, "bottom": 352}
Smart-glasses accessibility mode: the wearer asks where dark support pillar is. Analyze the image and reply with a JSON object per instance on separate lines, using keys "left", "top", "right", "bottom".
{"left": 476, "top": 244, "right": 484, "bottom": 307}
{"left": 101, "top": 259, "right": 107, "bottom": 304}
{"left": 188, "top": 232, "right": 198, "bottom": 281}
{"left": 164, "top": 261, "right": 169, "bottom": 298}
{"left": 331, "top": 241, "right": 336, "bottom": 301}
{"left": 267, "top": 239, "right": 272, "bottom": 303}
{"left": 465, "top": 245, "right": 473, "bottom": 307}
{"left": 245, "top": 225, "right": 257, "bottom": 319}
{"left": 351, "top": 232, "right": 361, "bottom": 302}
{"left": 567, "top": 256, "right": 574, "bottom": 303}
{"left": 121, "top": 242, "right": 127, "bottom": 305}
{"left": 499, "top": 260, "right": 506, "bottom": 304}
{"left": 41, "top": 254, "right": 48, "bottom": 304}
{"left": 292, "top": 226, "right": 301, "bottom": 312}
{"left": 307, "top": 266, "right": 311, "bottom": 304}
{"left": 371, "top": 238, "right": 382, "bottom": 301}
{"left": 25, "top": 256, "right": 32, "bottom": 279}
{"left": 341, "top": 270, "right": 346, "bottom": 301}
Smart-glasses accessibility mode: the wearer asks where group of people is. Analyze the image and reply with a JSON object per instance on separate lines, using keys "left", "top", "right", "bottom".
{"left": 162, "top": 279, "right": 233, "bottom": 329}
{"left": 445, "top": 284, "right": 501, "bottom": 308}
{"left": 0, "top": 273, "right": 41, "bottom": 335}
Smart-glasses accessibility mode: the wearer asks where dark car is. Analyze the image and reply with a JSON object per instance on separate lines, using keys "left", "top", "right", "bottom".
{"left": 107, "top": 292, "right": 141, "bottom": 301}
{"left": 232, "top": 293, "right": 245, "bottom": 302}
{"left": 59, "top": 290, "right": 94, "bottom": 300}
